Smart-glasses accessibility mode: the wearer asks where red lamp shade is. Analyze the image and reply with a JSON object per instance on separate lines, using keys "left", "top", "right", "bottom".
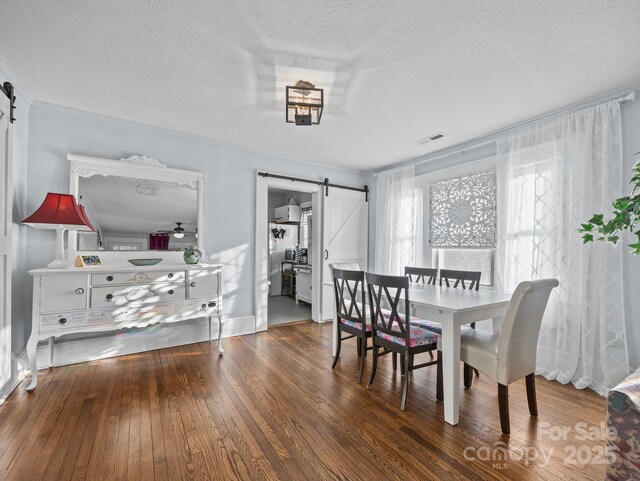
{"left": 77, "top": 204, "right": 95, "bottom": 232}
{"left": 21, "top": 193, "right": 94, "bottom": 231}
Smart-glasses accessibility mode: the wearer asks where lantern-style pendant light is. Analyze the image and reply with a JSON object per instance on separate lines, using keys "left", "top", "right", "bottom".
{"left": 286, "top": 80, "right": 323, "bottom": 126}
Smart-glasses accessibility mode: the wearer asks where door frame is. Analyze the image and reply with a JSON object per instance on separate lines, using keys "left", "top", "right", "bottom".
{"left": 255, "top": 174, "right": 323, "bottom": 331}
{"left": 0, "top": 90, "right": 12, "bottom": 391}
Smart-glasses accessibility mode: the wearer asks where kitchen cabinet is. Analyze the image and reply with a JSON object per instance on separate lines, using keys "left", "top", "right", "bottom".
{"left": 281, "top": 270, "right": 296, "bottom": 297}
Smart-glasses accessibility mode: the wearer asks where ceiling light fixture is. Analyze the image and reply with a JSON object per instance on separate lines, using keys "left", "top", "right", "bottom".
{"left": 173, "top": 222, "right": 185, "bottom": 239}
{"left": 286, "top": 80, "right": 323, "bottom": 126}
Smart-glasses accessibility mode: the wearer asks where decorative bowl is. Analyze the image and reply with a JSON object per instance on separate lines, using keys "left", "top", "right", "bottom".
{"left": 128, "top": 258, "right": 163, "bottom": 266}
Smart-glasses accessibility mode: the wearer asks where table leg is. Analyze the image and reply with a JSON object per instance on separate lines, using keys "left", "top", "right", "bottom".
{"left": 26, "top": 331, "right": 39, "bottom": 392}
{"left": 492, "top": 316, "right": 503, "bottom": 334}
{"left": 441, "top": 313, "right": 460, "bottom": 425}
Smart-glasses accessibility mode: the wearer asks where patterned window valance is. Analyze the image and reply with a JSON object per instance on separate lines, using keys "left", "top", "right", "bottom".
{"left": 429, "top": 171, "right": 496, "bottom": 247}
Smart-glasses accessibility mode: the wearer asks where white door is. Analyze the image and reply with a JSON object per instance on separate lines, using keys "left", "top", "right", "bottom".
{"left": 321, "top": 188, "right": 368, "bottom": 322}
{"left": 0, "top": 91, "right": 12, "bottom": 389}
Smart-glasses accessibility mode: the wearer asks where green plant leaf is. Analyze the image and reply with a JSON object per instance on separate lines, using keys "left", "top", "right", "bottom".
{"left": 588, "top": 214, "right": 604, "bottom": 226}
{"left": 582, "top": 234, "right": 594, "bottom": 243}
{"left": 612, "top": 197, "right": 630, "bottom": 210}
{"left": 628, "top": 242, "right": 640, "bottom": 254}
{"left": 581, "top": 162, "right": 640, "bottom": 254}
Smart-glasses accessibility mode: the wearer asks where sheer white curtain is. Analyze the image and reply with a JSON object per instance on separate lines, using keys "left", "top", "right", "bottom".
{"left": 374, "top": 165, "right": 422, "bottom": 275}
{"left": 496, "top": 99, "right": 629, "bottom": 394}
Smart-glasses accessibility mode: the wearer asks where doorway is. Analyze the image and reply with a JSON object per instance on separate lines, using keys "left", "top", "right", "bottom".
{"left": 266, "top": 187, "right": 313, "bottom": 326}
{"left": 255, "top": 176, "right": 323, "bottom": 332}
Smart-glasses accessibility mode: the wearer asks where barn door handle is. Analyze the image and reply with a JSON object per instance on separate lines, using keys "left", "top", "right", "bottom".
{"left": 324, "top": 249, "right": 328, "bottom": 260}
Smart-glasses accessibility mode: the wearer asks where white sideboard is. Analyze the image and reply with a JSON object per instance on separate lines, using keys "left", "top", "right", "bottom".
{"left": 25, "top": 263, "right": 225, "bottom": 391}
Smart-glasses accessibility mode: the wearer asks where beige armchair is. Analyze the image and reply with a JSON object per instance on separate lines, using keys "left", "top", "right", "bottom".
{"left": 440, "top": 278, "right": 559, "bottom": 434}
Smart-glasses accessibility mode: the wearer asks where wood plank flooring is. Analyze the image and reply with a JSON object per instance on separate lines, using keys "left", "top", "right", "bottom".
{"left": 0, "top": 322, "right": 607, "bottom": 480}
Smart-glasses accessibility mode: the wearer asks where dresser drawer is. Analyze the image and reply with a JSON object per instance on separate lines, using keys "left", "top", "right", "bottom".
{"left": 40, "top": 310, "right": 111, "bottom": 331}
{"left": 187, "top": 269, "right": 219, "bottom": 299}
{"left": 91, "top": 270, "right": 185, "bottom": 286}
{"left": 40, "top": 274, "right": 88, "bottom": 313}
{"left": 91, "top": 283, "right": 186, "bottom": 308}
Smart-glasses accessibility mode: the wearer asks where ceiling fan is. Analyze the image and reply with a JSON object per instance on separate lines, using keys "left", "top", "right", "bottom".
{"left": 156, "top": 222, "right": 197, "bottom": 239}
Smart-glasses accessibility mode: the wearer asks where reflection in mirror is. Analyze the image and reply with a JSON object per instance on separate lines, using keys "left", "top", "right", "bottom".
{"left": 77, "top": 175, "right": 198, "bottom": 252}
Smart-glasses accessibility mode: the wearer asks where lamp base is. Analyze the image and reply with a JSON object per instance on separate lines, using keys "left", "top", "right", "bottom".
{"left": 46, "top": 259, "right": 68, "bottom": 269}
{"left": 46, "top": 228, "right": 68, "bottom": 268}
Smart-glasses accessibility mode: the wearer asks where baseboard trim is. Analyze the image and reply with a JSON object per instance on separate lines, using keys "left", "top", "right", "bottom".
{"left": 34, "top": 315, "right": 255, "bottom": 370}
{"left": 0, "top": 350, "right": 29, "bottom": 405}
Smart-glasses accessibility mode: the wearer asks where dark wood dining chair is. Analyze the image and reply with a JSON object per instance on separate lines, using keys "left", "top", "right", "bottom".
{"left": 404, "top": 266, "right": 437, "bottom": 285}
{"left": 365, "top": 272, "right": 441, "bottom": 410}
{"left": 439, "top": 268, "right": 481, "bottom": 290}
{"left": 416, "top": 269, "right": 482, "bottom": 387}
{"left": 332, "top": 267, "right": 371, "bottom": 383}
{"left": 403, "top": 266, "right": 441, "bottom": 363}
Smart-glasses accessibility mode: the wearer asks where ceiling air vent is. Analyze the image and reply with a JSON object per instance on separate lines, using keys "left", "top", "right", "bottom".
{"left": 415, "top": 132, "right": 445, "bottom": 146}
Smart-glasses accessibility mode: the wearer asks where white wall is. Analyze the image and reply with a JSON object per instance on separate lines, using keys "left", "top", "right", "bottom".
{"left": 21, "top": 102, "right": 367, "bottom": 356}
{"left": 0, "top": 58, "right": 31, "bottom": 401}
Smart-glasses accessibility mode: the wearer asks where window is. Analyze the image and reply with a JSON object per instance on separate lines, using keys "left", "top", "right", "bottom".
{"left": 299, "top": 207, "right": 311, "bottom": 249}
{"left": 428, "top": 170, "right": 497, "bottom": 286}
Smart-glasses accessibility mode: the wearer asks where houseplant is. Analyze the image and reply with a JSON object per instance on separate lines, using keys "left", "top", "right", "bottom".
{"left": 579, "top": 160, "right": 640, "bottom": 254}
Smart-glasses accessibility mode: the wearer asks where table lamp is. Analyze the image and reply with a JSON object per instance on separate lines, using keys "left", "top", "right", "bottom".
{"left": 22, "top": 192, "right": 94, "bottom": 268}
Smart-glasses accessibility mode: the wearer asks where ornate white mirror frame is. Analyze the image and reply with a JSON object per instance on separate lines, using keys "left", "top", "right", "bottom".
{"left": 67, "top": 153, "right": 205, "bottom": 265}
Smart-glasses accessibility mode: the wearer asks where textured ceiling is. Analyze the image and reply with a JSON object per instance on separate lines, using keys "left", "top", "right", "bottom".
{"left": 1, "top": 1, "right": 639, "bottom": 171}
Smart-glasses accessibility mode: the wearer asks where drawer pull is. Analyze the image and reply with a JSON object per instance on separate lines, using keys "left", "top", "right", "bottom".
{"left": 106, "top": 275, "right": 114, "bottom": 282}
{"left": 190, "top": 282, "right": 197, "bottom": 287}
{"left": 106, "top": 294, "right": 113, "bottom": 302}
{"left": 168, "top": 289, "right": 174, "bottom": 295}
{"left": 58, "top": 318, "right": 67, "bottom": 325}
{"left": 208, "top": 301, "right": 216, "bottom": 308}
{"left": 75, "top": 288, "right": 85, "bottom": 295}
{"left": 168, "top": 273, "right": 174, "bottom": 279}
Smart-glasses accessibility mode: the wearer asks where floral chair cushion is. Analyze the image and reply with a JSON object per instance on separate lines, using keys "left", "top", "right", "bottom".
{"left": 340, "top": 318, "right": 372, "bottom": 332}
{"left": 380, "top": 310, "right": 442, "bottom": 334}
{"left": 376, "top": 324, "right": 439, "bottom": 348}
{"left": 407, "top": 318, "right": 442, "bottom": 334}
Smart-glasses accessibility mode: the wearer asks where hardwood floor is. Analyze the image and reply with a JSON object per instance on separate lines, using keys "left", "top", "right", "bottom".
{"left": 0, "top": 322, "right": 607, "bottom": 480}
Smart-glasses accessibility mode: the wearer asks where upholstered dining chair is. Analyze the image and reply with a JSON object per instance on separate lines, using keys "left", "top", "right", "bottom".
{"left": 331, "top": 267, "right": 371, "bottom": 383}
{"left": 365, "top": 272, "right": 441, "bottom": 410}
{"left": 439, "top": 278, "right": 559, "bottom": 435}
{"left": 330, "top": 262, "right": 361, "bottom": 273}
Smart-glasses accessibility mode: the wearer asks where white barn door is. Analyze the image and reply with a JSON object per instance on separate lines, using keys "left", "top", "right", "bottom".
{"left": 321, "top": 188, "right": 368, "bottom": 323}
{"left": 0, "top": 91, "right": 12, "bottom": 389}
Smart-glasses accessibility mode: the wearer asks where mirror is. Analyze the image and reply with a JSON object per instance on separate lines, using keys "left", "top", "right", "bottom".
{"left": 68, "top": 153, "right": 204, "bottom": 257}
{"left": 77, "top": 176, "right": 198, "bottom": 251}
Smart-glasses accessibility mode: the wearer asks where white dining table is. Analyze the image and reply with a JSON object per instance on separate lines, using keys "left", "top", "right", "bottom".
{"left": 408, "top": 285, "right": 512, "bottom": 425}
